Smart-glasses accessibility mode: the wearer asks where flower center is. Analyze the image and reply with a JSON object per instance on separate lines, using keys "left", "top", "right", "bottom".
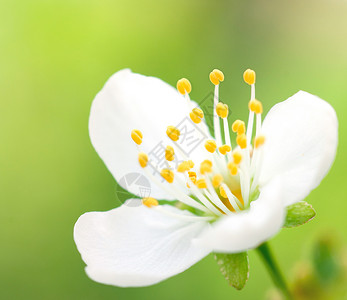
{"left": 131, "top": 68, "right": 266, "bottom": 220}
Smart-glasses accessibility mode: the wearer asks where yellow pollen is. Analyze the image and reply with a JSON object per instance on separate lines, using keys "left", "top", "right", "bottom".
{"left": 166, "top": 126, "right": 180, "bottom": 141}
{"left": 187, "top": 160, "right": 194, "bottom": 169}
{"left": 243, "top": 69, "right": 256, "bottom": 85}
{"left": 186, "top": 171, "right": 197, "bottom": 188}
{"left": 138, "top": 152, "right": 148, "bottom": 168}
{"left": 219, "top": 144, "right": 231, "bottom": 155}
{"left": 177, "top": 78, "right": 192, "bottom": 95}
{"left": 236, "top": 133, "right": 247, "bottom": 149}
{"left": 232, "top": 151, "right": 242, "bottom": 164}
{"left": 189, "top": 108, "right": 204, "bottom": 124}
{"left": 131, "top": 129, "right": 143, "bottom": 145}
{"left": 254, "top": 135, "right": 266, "bottom": 148}
{"left": 188, "top": 171, "right": 197, "bottom": 183}
{"left": 160, "top": 168, "right": 174, "bottom": 183}
{"left": 165, "top": 146, "right": 175, "bottom": 161}
{"left": 248, "top": 99, "right": 263, "bottom": 114}
{"left": 212, "top": 174, "right": 223, "bottom": 188}
{"left": 205, "top": 139, "right": 217, "bottom": 153}
{"left": 196, "top": 178, "right": 207, "bottom": 189}
{"left": 227, "top": 162, "right": 238, "bottom": 176}
{"left": 216, "top": 102, "right": 229, "bottom": 118}
{"left": 209, "top": 69, "right": 225, "bottom": 85}
{"left": 219, "top": 186, "right": 228, "bottom": 198}
{"left": 142, "top": 197, "right": 159, "bottom": 208}
{"left": 200, "top": 159, "right": 213, "bottom": 174}
{"left": 177, "top": 161, "right": 190, "bottom": 173}
{"left": 231, "top": 120, "right": 246, "bottom": 135}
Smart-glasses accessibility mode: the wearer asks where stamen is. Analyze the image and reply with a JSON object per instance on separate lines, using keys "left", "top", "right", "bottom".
{"left": 209, "top": 69, "right": 224, "bottom": 86}
{"left": 160, "top": 168, "right": 174, "bottom": 183}
{"left": 236, "top": 133, "right": 247, "bottom": 149}
{"left": 189, "top": 108, "right": 204, "bottom": 124}
{"left": 248, "top": 99, "right": 263, "bottom": 114}
{"left": 138, "top": 152, "right": 148, "bottom": 168}
{"left": 166, "top": 126, "right": 180, "bottom": 141}
{"left": 142, "top": 197, "right": 159, "bottom": 208}
{"left": 216, "top": 102, "right": 229, "bottom": 119}
{"left": 200, "top": 160, "right": 213, "bottom": 174}
{"left": 177, "top": 78, "right": 192, "bottom": 95}
{"left": 188, "top": 171, "right": 197, "bottom": 184}
{"left": 196, "top": 178, "right": 207, "bottom": 189}
{"left": 227, "top": 161, "right": 238, "bottom": 176}
{"left": 165, "top": 146, "right": 175, "bottom": 161}
{"left": 232, "top": 151, "right": 242, "bottom": 164}
{"left": 211, "top": 70, "right": 223, "bottom": 146}
{"left": 212, "top": 174, "right": 223, "bottom": 188}
{"left": 218, "top": 145, "right": 231, "bottom": 155}
{"left": 232, "top": 120, "right": 246, "bottom": 135}
{"left": 177, "top": 160, "right": 194, "bottom": 173}
{"left": 254, "top": 135, "right": 266, "bottom": 149}
{"left": 243, "top": 69, "right": 256, "bottom": 85}
{"left": 205, "top": 140, "right": 217, "bottom": 153}
{"left": 131, "top": 129, "right": 143, "bottom": 145}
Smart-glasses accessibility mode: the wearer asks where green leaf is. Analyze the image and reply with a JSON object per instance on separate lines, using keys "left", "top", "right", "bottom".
{"left": 283, "top": 201, "right": 316, "bottom": 228}
{"left": 214, "top": 252, "right": 249, "bottom": 290}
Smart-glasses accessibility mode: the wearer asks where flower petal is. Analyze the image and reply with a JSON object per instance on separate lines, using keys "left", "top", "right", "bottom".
{"left": 193, "top": 178, "right": 285, "bottom": 253}
{"left": 259, "top": 91, "right": 338, "bottom": 206}
{"left": 89, "top": 69, "right": 210, "bottom": 199}
{"left": 74, "top": 201, "right": 210, "bottom": 287}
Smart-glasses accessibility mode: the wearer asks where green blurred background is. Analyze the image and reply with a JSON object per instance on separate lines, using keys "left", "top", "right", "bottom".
{"left": 1, "top": 0, "right": 346, "bottom": 299}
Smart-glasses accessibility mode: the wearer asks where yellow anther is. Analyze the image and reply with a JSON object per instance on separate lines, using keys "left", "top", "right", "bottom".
{"left": 131, "top": 129, "right": 143, "bottom": 145}
{"left": 212, "top": 174, "right": 223, "bottom": 188}
{"left": 138, "top": 152, "right": 148, "bottom": 168}
{"left": 254, "top": 135, "right": 266, "bottom": 149}
{"left": 160, "top": 168, "right": 174, "bottom": 183}
{"left": 189, "top": 108, "right": 204, "bottom": 124}
{"left": 209, "top": 69, "right": 225, "bottom": 85}
{"left": 200, "top": 159, "right": 213, "bottom": 174}
{"left": 165, "top": 146, "right": 175, "bottom": 161}
{"left": 231, "top": 120, "right": 246, "bottom": 135}
{"left": 227, "top": 162, "right": 238, "bottom": 176}
{"left": 188, "top": 171, "right": 197, "bottom": 183}
{"left": 216, "top": 102, "right": 229, "bottom": 118}
{"left": 186, "top": 171, "right": 197, "bottom": 188}
{"left": 196, "top": 178, "right": 207, "bottom": 189}
{"left": 177, "top": 161, "right": 190, "bottom": 173}
{"left": 177, "top": 160, "right": 194, "bottom": 172}
{"left": 166, "top": 126, "right": 180, "bottom": 141}
{"left": 219, "top": 144, "right": 231, "bottom": 155}
{"left": 248, "top": 99, "right": 263, "bottom": 114}
{"left": 177, "top": 78, "right": 192, "bottom": 95}
{"left": 236, "top": 133, "right": 247, "bottom": 149}
{"left": 142, "top": 197, "right": 159, "bottom": 208}
{"left": 243, "top": 69, "right": 256, "bottom": 85}
{"left": 232, "top": 151, "right": 242, "bottom": 165}
{"left": 205, "top": 139, "right": 217, "bottom": 153}
{"left": 219, "top": 186, "right": 228, "bottom": 198}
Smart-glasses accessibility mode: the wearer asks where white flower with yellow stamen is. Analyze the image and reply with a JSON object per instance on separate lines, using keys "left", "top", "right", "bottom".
{"left": 74, "top": 68, "right": 338, "bottom": 287}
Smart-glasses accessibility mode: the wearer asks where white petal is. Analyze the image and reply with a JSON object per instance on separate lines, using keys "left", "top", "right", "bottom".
{"left": 74, "top": 201, "right": 210, "bottom": 287}
{"left": 259, "top": 91, "right": 338, "bottom": 206}
{"left": 193, "top": 178, "right": 285, "bottom": 253}
{"left": 89, "top": 69, "right": 210, "bottom": 199}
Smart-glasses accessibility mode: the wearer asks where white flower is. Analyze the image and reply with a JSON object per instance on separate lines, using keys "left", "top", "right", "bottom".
{"left": 74, "top": 69, "right": 338, "bottom": 287}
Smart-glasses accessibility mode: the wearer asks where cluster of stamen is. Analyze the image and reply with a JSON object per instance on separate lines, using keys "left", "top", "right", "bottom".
{"left": 131, "top": 68, "right": 266, "bottom": 219}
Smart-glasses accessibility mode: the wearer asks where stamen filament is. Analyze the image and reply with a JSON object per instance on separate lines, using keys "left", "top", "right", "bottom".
{"left": 213, "top": 85, "right": 223, "bottom": 146}
{"left": 220, "top": 183, "right": 242, "bottom": 212}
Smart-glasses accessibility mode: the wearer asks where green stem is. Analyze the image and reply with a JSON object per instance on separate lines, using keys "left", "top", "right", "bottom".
{"left": 257, "top": 242, "right": 293, "bottom": 300}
